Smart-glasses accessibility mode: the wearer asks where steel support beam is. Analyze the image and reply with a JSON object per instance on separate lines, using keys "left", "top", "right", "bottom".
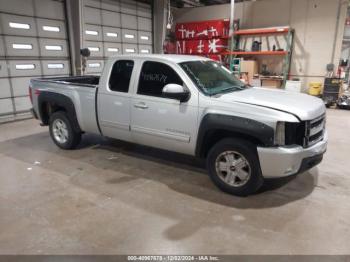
{"left": 229, "top": 0, "right": 235, "bottom": 67}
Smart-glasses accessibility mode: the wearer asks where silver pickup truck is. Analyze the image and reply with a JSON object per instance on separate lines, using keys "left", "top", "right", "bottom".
{"left": 29, "top": 54, "right": 327, "bottom": 196}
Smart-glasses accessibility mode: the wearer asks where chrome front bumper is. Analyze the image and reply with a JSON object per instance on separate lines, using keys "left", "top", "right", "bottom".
{"left": 257, "top": 131, "right": 328, "bottom": 178}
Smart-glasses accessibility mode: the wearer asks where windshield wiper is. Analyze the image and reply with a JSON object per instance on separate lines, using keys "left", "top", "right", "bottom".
{"left": 210, "top": 85, "right": 245, "bottom": 96}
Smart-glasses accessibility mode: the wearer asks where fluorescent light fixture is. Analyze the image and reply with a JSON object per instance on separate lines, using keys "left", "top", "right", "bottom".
{"left": 107, "top": 48, "right": 119, "bottom": 52}
{"left": 48, "top": 63, "right": 64, "bottom": 69}
{"left": 106, "top": 32, "right": 118, "bottom": 37}
{"left": 125, "top": 48, "right": 135, "bottom": 53}
{"left": 88, "top": 63, "right": 101, "bottom": 68}
{"left": 140, "top": 36, "right": 149, "bottom": 40}
{"left": 13, "top": 44, "right": 32, "bottom": 50}
{"left": 42, "top": 25, "right": 60, "bottom": 32}
{"left": 140, "top": 49, "right": 150, "bottom": 54}
{"left": 85, "top": 30, "right": 98, "bottom": 35}
{"left": 88, "top": 47, "right": 100, "bottom": 52}
{"left": 16, "top": 64, "right": 35, "bottom": 70}
{"left": 9, "top": 22, "right": 30, "bottom": 29}
{"left": 45, "top": 45, "right": 62, "bottom": 51}
{"left": 124, "top": 34, "right": 135, "bottom": 39}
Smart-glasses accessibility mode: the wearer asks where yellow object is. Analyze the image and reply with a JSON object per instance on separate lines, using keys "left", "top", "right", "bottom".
{"left": 309, "top": 82, "right": 322, "bottom": 96}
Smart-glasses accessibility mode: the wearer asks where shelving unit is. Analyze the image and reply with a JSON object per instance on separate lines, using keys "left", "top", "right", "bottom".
{"left": 223, "top": 26, "right": 295, "bottom": 87}
{"left": 223, "top": 51, "right": 288, "bottom": 56}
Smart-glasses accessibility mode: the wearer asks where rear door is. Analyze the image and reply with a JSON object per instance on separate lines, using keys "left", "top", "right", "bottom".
{"left": 97, "top": 59, "right": 135, "bottom": 141}
{"left": 130, "top": 60, "right": 198, "bottom": 155}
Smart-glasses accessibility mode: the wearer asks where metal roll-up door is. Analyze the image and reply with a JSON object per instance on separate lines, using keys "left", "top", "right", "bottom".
{"left": 82, "top": 0, "right": 153, "bottom": 75}
{"left": 0, "top": 0, "right": 71, "bottom": 121}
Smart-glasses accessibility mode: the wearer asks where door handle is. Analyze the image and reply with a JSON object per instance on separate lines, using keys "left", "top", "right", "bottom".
{"left": 134, "top": 103, "right": 148, "bottom": 109}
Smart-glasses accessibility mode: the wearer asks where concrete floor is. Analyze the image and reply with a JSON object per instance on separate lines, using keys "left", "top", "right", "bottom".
{"left": 0, "top": 109, "right": 349, "bottom": 255}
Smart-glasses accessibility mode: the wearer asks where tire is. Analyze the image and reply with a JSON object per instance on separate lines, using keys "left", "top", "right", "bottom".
{"left": 49, "top": 111, "right": 81, "bottom": 149}
{"left": 206, "top": 138, "right": 264, "bottom": 196}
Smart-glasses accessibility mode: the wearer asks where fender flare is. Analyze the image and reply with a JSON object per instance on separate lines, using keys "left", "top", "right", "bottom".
{"left": 195, "top": 114, "right": 275, "bottom": 157}
{"left": 38, "top": 91, "right": 82, "bottom": 133}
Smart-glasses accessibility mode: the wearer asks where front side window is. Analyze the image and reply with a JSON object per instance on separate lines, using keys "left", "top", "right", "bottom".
{"left": 180, "top": 60, "right": 246, "bottom": 96}
{"left": 109, "top": 60, "right": 134, "bottom": 92}
{"left": 138, "top": 61, "right": 183, "bottom": 97}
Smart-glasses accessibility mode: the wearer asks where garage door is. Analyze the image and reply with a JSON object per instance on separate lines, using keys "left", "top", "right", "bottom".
{"left": 82, "top": 0, "right": 153, "bottom": 75}
{"left": 0, "top": 0, "right": 71, "bottom": 121}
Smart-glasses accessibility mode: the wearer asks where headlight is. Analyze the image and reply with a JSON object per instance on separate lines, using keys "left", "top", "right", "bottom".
{"left": 274, "top": 121, "right": 285, "bottom": 146}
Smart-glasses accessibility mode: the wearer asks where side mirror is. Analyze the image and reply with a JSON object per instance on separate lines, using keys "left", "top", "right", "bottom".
{"left": 162, "top": 84, "right": 190, "bottom": 102}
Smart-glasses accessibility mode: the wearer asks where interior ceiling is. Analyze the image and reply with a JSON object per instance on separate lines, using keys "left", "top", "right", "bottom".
{"left": 135, "top": 0, "right": 154, "bottom": 4}
{"left": 170, "top": 0, "right": 252, "bottom": 8}
{"left": 135, "top": 0, "right": 252, "bottom": 8}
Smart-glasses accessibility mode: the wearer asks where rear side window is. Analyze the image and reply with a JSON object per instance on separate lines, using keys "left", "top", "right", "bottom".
{"left": 109, "top": 60, "right": 134, "bottom": 92}
{"left": 137, "top": 61, "right": 183, "bottom": 97}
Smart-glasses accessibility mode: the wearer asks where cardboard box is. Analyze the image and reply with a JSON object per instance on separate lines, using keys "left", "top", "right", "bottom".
{"left": 261, "top": 79, "right": 282, "bottom": 88}
{"left": 251, "top": 78, "right": 261, "bottom": 87}
{"left": 240, "top": 60, "right": 258, "bottom": 85}
{"left": 285, "top": 80, "right": 302, "bottom": 92}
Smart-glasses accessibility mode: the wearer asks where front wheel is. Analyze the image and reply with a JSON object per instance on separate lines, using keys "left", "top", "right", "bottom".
{"left": 207, "top": 138, "right": 263, "bottom": 196}
{"left": 49, "top": 111, "right": 81, "bottom": 149}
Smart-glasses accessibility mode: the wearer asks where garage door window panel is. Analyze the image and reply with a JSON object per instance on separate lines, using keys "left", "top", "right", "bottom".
{"left": 109, "top": 60, "right": 134, "bottom": 93}
{"left": 9, "top": 22, "right": 30, "bottom": 30}
{"left": 37, "top": 19, "right": 66, "bottom": 39}
{"left": 2, "top": 14, "right": 36, "bottom": 36}
{"left": 138, "top": 62, "right": 183, "bottom": 98}
{"left": 0, "top": 0, "right": 71, "bottom": 118}
{"left": 42, "top": 26, "right": 60, "bottom": 32}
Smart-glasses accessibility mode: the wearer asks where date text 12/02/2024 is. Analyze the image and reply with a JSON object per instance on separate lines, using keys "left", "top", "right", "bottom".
{"left": 127, "top": 255, "right": 220, "bottom": 261}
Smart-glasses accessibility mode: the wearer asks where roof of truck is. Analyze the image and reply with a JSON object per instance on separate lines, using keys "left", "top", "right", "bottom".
{"left": 109, "top": 54, "right": 210, "bottom": 63}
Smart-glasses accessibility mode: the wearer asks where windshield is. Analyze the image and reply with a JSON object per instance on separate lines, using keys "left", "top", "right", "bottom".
{"left": 179, "top": 60, "right": 247, "bottom": 96}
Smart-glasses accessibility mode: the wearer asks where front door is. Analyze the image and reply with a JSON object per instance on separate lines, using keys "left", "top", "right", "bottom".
{"left": 131, "top": 61, "right": 198, "bottom": 155}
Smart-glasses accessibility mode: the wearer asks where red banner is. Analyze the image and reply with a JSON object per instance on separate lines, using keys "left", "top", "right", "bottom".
{"left": 176, "top": 39, "right": 228, "bottom": 54}
{"left": 175, "top": 19, "right": 229, "bottom": 40}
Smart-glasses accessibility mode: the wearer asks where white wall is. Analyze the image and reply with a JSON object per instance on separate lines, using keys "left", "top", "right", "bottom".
{"left": 341, "top": 22, "right": 350, "bottom": 60}
{"left": 173, "top": 0, "right": 347, "bottom": 91}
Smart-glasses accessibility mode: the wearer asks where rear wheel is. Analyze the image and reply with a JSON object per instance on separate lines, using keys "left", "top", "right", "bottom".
{"left": 49, "top": 111, "right": 81, "bottom": 149}
{"left": 207, "top": 138, "right": 263, "bottom": 196}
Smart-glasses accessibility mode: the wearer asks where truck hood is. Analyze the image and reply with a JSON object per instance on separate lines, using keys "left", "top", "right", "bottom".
{"left": 214, "top": 87, "right": 325, "bottom": 120}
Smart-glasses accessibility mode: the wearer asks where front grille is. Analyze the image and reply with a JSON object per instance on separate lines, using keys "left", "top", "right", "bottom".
{"left": 304, "top": 114, "right": 325, "bottom": 147}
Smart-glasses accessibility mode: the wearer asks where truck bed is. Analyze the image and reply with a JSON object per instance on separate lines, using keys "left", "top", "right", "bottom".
{"left": 30, "top": 74, "right": 100, "bottom": 135}
{"left": 32, "top": 75, "right": 100, "bottom": 88}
